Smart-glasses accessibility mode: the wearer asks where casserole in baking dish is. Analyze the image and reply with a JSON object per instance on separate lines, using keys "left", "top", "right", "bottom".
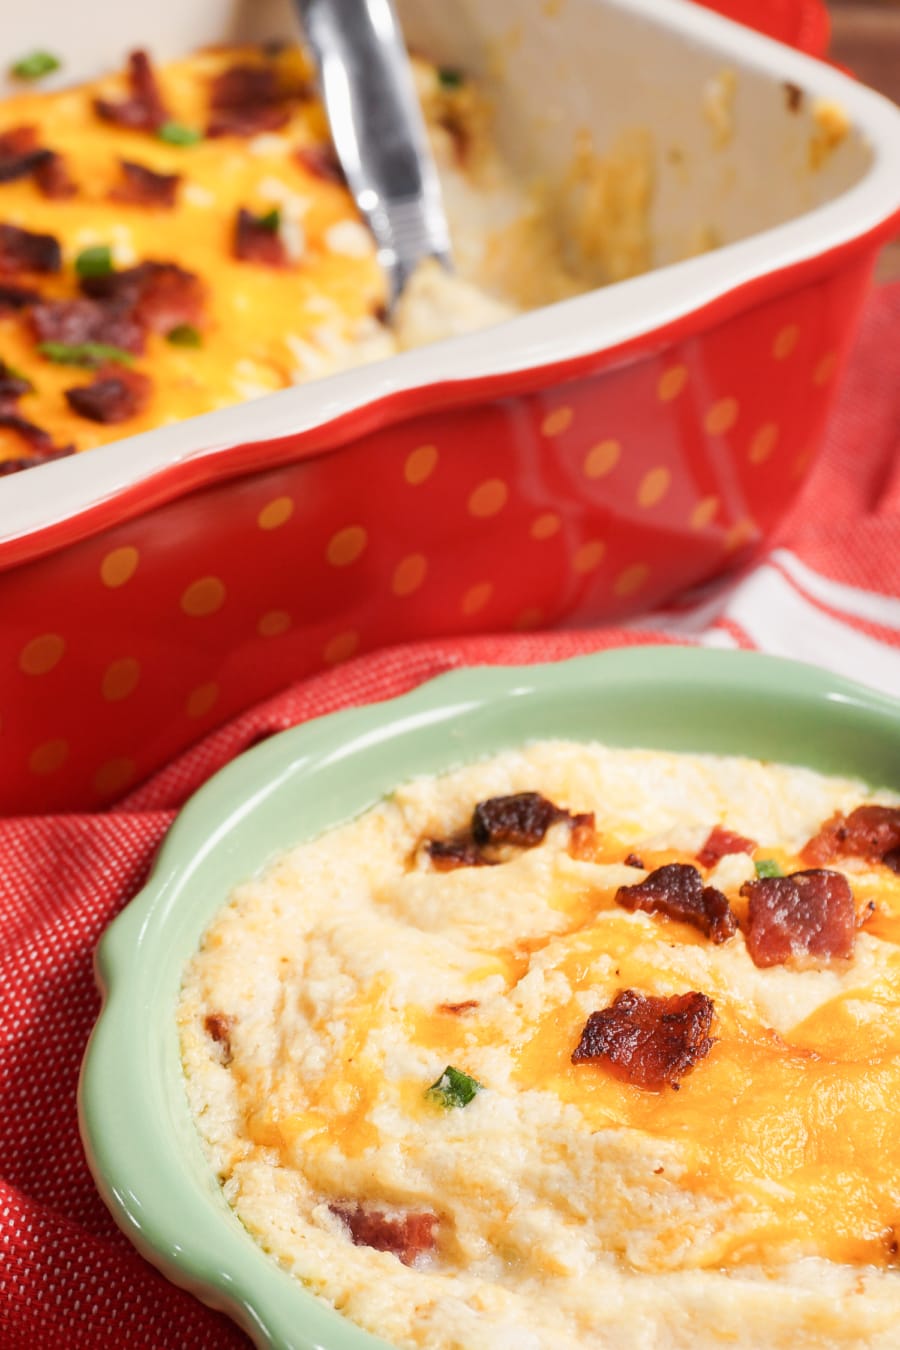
{"left": 1, "top": 0, "right": 899, "bottom": 813}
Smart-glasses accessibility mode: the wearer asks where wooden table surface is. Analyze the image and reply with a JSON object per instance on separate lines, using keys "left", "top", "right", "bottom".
{"left": 828, "top": 1, "right": 900, "bottom": 280}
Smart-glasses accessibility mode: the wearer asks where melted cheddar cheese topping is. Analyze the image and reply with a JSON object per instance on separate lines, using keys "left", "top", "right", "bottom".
{"left": 179, "top": 741, "right": 900, "bottom": 1349}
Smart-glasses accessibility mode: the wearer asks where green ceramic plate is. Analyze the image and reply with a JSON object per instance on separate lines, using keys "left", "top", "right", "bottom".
{"left": 78, "top": 647, "right": 900, "bottom": 1350}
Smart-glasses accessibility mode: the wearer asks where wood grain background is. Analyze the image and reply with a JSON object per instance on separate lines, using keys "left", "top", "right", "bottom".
{"left": 828, "top": 0, "right": 900, "bottom": 280}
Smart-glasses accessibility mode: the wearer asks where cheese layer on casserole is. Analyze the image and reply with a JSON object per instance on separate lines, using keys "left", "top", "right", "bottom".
{"left": 179, "top": 741, "right": 900, "bottom": 1349}
{"left": 0, "top": 44, "right": 653, "bottom": 468}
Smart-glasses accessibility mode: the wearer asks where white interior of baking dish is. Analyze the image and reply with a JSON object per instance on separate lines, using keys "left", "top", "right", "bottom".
{"left": 2, "top": 0, "right": 899, "bottom": 544}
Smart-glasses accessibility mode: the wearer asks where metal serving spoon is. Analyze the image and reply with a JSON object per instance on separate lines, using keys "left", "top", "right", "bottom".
{"left": 294, "top": 0, "right": 454, "bottom": 310}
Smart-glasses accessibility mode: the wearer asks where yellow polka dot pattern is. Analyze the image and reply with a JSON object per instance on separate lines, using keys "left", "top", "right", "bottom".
{"left": 102, "top": 657, "right": 141, "bottom": 702}
{"left": 29, "top": 739, "right": 68, "bottom": 775}
{"left": 404, "top": 444, "right": 438, "bottom": 485}
{"left": 690, "top": 496, "right": 720, "bottom": 531}
{"left": 257, "top": 610, "right": 291, "bottom": 637}
{"left": 531, "top": 513, "right": 561, "bottom": 541}
{"left": 468, "top": 479, "right": 508, "bottom": 519}
{"left": 94, "top": 757, "right": 136, "bottom": 797}
{"left": 20, "top": 633, "right": 65, "bottom": 676}
{"left": 257, "top": 497, "right": 294, "bottom": 530}
{"left": 637, "top": 467, "right": 671, "bottom": 509}
{"left": 749, "top": 423, "right": 779, "bottom": 465}
{"left": 327, "top": 526, "right": 367, "bottom": 567}
{"left": 324, "top": 631, "right": 359, "bottom": 665}
{"left": 100, "top": 546, "right": 139, "bottom": 588}
{"left": 541, "top": 406, "right": 573, "bottom": 437}
{"left": 181, "top": 576, "right": 226, "bottom": 617}
{"left": 462, "top": 582, "right": 493, "bottom": 616}
{"left": 584, "top": 440, "right": 621, "bottom": 479}
{"left": 657, "top": 365, "right": 687, "bottom": 402}
{"left": 705, "top": 398, "right": 739, "bottom": 435}
{"left": 186, "top": 682, "right": 219, "bottom": 719}
{"left": 614, "top": 562, "right": 650, "bottom": 598}
{"left": 573, "top": 540, "right": 605, "bottom": 575}
{"left": 392, "top": 554, "right": 427, "bottom": 597}
{"left": 772, "top": 324, "right": 799, "bottom": 360}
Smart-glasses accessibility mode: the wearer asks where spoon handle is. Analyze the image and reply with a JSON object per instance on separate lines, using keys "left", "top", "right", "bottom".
{"left": 295, "top": 0, "right": 453, "bottom": 304}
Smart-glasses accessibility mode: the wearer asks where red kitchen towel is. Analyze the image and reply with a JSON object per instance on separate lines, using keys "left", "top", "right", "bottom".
{"left": 0, "top": 277, "right": 898, "bottom": 1349}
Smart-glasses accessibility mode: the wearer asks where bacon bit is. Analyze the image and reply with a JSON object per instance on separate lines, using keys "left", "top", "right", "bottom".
{"left": 34, "top": 152, "right": 77, "bottom": 199}
{"left": 94, "top": 49, "right": 168, "bottom": 131}
{"left": 0, "top": 124, "right": 51, "bottom": 183}
{"left": 802, "top": 805, "right": 900, "bottom": 869}
{"left": 0, "top": 360, "right": 31, "bottom": 410}
{"left": 110, "top": 159, "right": 180, "bottom": 209}
{"left": 0, "top": 282, "right": 41, "bottom": 311}
{"left": 472, "top": 792, "right": 570, "bottom": 848}
{"left": 568, "top": 812, "right": 597, "bottom": 860}
{"left": 572, "top": 988, "right": 715, "bottom": 1090}
{"left": 616, "top": 862, "right": 737, "bottom": 944}
{"left": 438, "top": 1000, "right": 480, "bottom": 1015}
{"left": 0, "top": 222, "right": 61, "bottom": 275}
{"left": 696, "top": 824, "right": 757, "bottom": 869}
{"left": 207, "top": 63, "right": 293, "bottom": 138}
{"left": 329, "top": 1203, "right": 438, "bottom": 1266}
{"left": 81, "top": 261, "right": 205, "bottom": 336}
{"left": 885, "top": 849, "right": 900, "bottom": 875}
{"left": 31, "top": 298, "right": 145, "bottom": 354}
{"left": 203, "top": 1011, "right": 235, "bottom": 1064}
{"left": 624, "top": 852, "right": 645, "bottom": 869}
{"left": 0, "top": 439, "right": 73, "bottom": 474}
{"left": 64, "top": 365, "right": 151, "bottom": 424}
{"left": 295, "top": 143, "right": 346, "bottom": 184}
{"left": 740, "top": 868, "right": 856, "bottom": 968}
{"left": 426, "top": 837, "right": 488, "bottom": 871}
{"left": 233, "top": 207, "right": 288, "bottom": 267}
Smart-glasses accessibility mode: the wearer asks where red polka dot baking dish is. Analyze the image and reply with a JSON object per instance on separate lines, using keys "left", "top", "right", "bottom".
{"left": 1, "top": 0, "right": 898, "bottom": 814}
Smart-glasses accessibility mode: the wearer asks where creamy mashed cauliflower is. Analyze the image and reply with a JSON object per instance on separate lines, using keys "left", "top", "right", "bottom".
{"left": 178, "top": 742, "right": 900, "bottom": 1349}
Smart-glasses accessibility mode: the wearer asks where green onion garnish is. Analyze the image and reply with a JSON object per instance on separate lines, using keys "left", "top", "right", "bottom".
{"left": 258, "top": 207, "right": 281, "bottom": 232}
{"left": 426, "top": 1065, "right": 482, "bottom": 1109}
{"left": 75, "top": 245, "right": 113, "bottom": 279}
{"left": 754, "top": 859, "right": 784, "bottom": 879}
{"left": 437, "top": 67, "right": 464, "bottom": 89}
{"left": 157, "top": 121, "right": 203, "bottom": 147}
{"left": 166, "top": 323, "right": 202, "bottom": 348}
{"left": 10, "top": 50, "right": 61, "bottom": 81}
{"left": 38, "top": 341, "right": 134, "bottom": 368}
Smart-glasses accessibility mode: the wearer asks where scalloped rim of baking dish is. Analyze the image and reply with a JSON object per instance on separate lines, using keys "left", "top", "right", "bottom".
{"left": 2, "top": 0, "right": 900, "bottom": 558}
{"left": 78, "top": 645, "right": 900, "bottom": 1350}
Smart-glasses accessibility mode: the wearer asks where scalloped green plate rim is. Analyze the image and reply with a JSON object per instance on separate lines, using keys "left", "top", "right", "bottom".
{"left": 77, "top": 646, "right": 900, "bottom": 1350}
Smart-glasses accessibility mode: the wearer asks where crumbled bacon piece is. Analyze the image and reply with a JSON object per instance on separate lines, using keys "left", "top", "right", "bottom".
{"left": 81, "top": 261, "right": 205, "bottom": 336}
{"left": 624, "top": 852, "right": 645, "bottom": 869}
{"left": 329, "top": 1203, "right": 438, "bottom": 1266}
{"left": 65, "top": 365, "right": 151, "bottom": 424}
{"left": 426, "top": 837, "right": 488, "bottom": 871}
{"left": 233, "top": 207, "right": 288, "bottom": 266}
{"left": 696, "top": 824, "right": 757, "bottom": 869}
{"left": 34, "top": 152, "right": 77, "bottom": 199}
{"left": 572, "top": 989, "right": 715, "bottom": 1090}
{"left": 0, "top": 282, "right": 41, "bottom": 311}
{"left": 0, "top": 440, "right": 73, "bottom": 474}
{"left": 0, "top": 124, "right": 51, "bottom": 183}
{"left": 94, "top": 49, "right": 168, "bottom": 131}
{"left": 203, "top": 1011, "right": 235, "bottom": 1064}
{"left": 568, "top": 812, "right": 597, "bottom": 860}
{"left": 740, "top": 868, "right": 855, "bottom": 968}
{"left": 207, "top": 62, "right": 293, "bottom": 138}
{"left": 472, "top": 792, "right": 569, "bottom": 848}
{"left": 802, "top": 805, "right": 900, "bottom": 869}
{"left": 0, "top": 223, "right": 61, "bottom": 275}
{"left": 0, "top": 360, "right": 30, "bottom": 411}
{"left": 0, "top": 411, "right": 58, "bottom": 452}
{"left": 31, "top": 297, "right": 145, "bottom": 354}
{"left": 616, "top": 862, "right": 737, "bottom": 944}
{"left": 110, "top": 159, "right": 180, "bottom": 209}
{"left": 295, "top": 143, "right": 345, "bottom": 184}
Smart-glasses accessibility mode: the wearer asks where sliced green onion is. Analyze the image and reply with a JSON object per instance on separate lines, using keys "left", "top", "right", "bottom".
{"left": 11, "top": 50, "right": 61, "bottom": 81}
{"left": 75, "top": 245, "right": 113, "bottom": 279}
{"left": 754, "top": 859, "right": 784, "bottom": 879}
{"left": 426, "top": 1065, "right": 482, "bottom": 1109}
{"left": 38, "top": 341, "right": 134, "bottom": 369}
{"left": 437, "top": 67, "right": 464, "bottom": 89}
{"left": 157, "top": 120, "right": 203, "bottom": 147}
{"left": 166, "top": 323, "right": 202, "bottom": 348}
{"left": 257, "top": 207, "right": 281, "bottom": 232}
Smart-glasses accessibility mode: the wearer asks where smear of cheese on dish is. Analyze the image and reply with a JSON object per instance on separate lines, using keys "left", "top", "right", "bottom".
{"left": 179, "top": 741, "right": 900, "bottom": 1350}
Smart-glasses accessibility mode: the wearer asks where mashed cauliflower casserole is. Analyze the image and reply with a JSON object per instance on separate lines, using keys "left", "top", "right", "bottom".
{"left": 178, "top": 741, "right": 900, "bottom": 1349}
